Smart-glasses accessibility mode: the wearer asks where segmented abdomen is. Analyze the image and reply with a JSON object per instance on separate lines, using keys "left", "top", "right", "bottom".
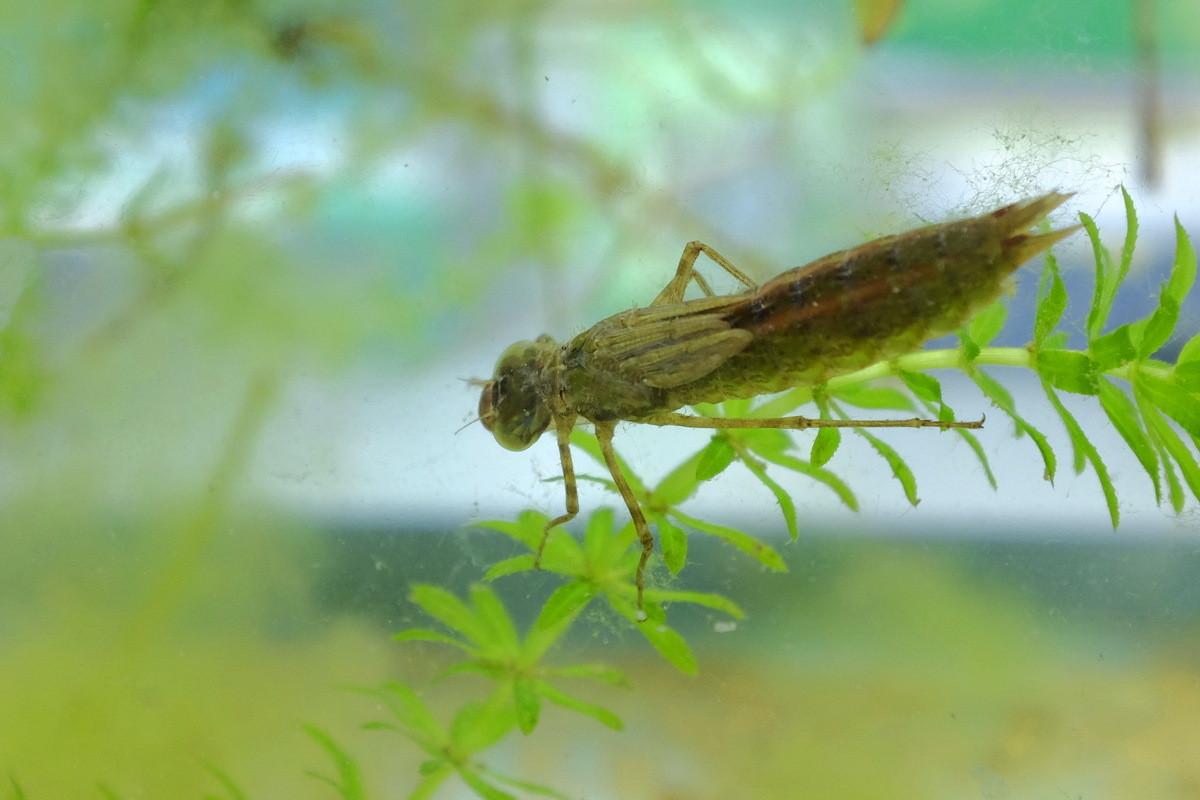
{"left": 664, "top": 193, "right": 1075, "bottom": 408}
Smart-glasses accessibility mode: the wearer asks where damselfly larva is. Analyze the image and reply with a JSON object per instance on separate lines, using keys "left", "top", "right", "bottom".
{"left": 478, "top": 193, "right": 1079, "bottom": 615}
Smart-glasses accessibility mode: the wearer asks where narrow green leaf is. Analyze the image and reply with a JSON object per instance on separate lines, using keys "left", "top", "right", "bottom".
{"left": 670, "top": 509, "right": 788, "bottom": 572}
{"left": 651, "top": 449, "right": 706, "bottom": 506}
{"left": 1137, "top": 371, "right": 1200, "bottom": 438}
{"left": 408, "top": 766, "right": 453, "bottom": 800}
{"left": 1139, "top": 397, "right": 1200, "bottom": 504}
{"left": 546, "top": 663, "right": 630, "bottom": 686}
{"left": 1096, "top": 379, "right": 1161, "bottom": 503}
{"left": 479, "top": 766, "right": 571, "bottom": 800}
{"left": 450, "top": 697, "right": 517, "bottom": 754}
{"left": 643, "top": 588, "right": 744, "bottom": 618}
{"left": 970, "top": 367, "right": 1058, "bottom": 483}
{"left": 854, "top": 427, "right": 919, "bottom": 506}
{"left": 537, "top": 682, "right": 624, "bottom": 730}
{"left": 809, "top": 427, "right": 840, "bottom": 467}
{"left": 582, "top": 507, "right": 616, "bottom": 564}
{"left": 456, "top": 768, "right": 517, "bottom": 800}
{"left": 1175, "top": 362, "right": 1200, "bottom": 392}
{"left": 1036, "top": 349, "right": 1098, "bottom": 395}
{"left": 1166, "top": 215, "right": 1198, "bottom": 307}
{"left": 303, "top": 726, "right": 366, "bottom": 800}
{"left": 1033, "top": 247, "right": 1068, "bottom": 346}
{"left": 740, "top": 428, "right": 792, "bottom": 456}
{"left": 8, "top": 775, "right": 27, "bottom": 800}
{"left": 1081, "top": 211, "right": 1115, "bottom": 340}
{"left": 513, "top": 677, "right": 540, "bottom": 734}
{"left": 482, "top": 555, "right": 536, "bottom": 582}
{"left": 473, "top": 511, "right": 547, "bottom": 550}
{"left": 898, "top": 370, "right": 942, "bottom": 404}
{"left": 958, "top": 329, "right": 981, "bottom": 363}
{"left": 755, "top": 450, "right": 860, "bottom": 511}
{"left": 1138, "top": 298, "right": 1180, "bottom": 360}
{"left": 1115, "top": 185, "right": 1139, "bottom": 286}
{"left": 1042, "top": 383, "right": 1119, "bottom": 527}
{"left": 203, "top": 764, "right": 248, "bottom": 800}
{"left": 631, "top": 612, "right": 697, "bottom": 674}
{"left": 900, "top": 370, "right": 996, "bottom": 489}
{"left": 1090, "top": 325, "right": 1136, "bottom": 371}
{"left": 373, "top": 682, "right": 444, "bottom": 742}
{"left": 1139, "top": 217, "right": 1196, "bottom": 358}
{"left": 968, "top": 298, "right": 1008, "bottom": 348}
{"left": 1179, "top": 332, "right": 1200, "bottom": 364}
{"left": 659, "top": 516, "right": 687, "bottom": 575}
{"left": 393, "top": 628, "right": 476, "bottom": 653}
{"left": 470, "top": 585, "right": 520, "bottom": 654}
{"left": 409, "top": 585, "right": 491, "bottom": 649}
{"left": 525, "top": 582, "right": 595, "bottom": 660}
{"left": 695, "top": 436, "right": 736, "bottom": 481}
{"left": 736, "top": 449, "right": 798, "bottom": 540}
{"left": 828, "top": 383, "right": 916, "bottom": 411}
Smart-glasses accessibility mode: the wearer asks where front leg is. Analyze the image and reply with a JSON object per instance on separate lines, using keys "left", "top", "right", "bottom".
{"left": 534, "top": 418, "right": 578, "bottom": 569}
{"left": 594, "top": 420, "right": 654, "bottom": 621}
{"left": 651, "top": 240, "right": 758, "bottom": 306}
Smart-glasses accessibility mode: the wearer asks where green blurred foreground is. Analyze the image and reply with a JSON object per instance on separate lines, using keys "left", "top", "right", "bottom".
{"left": 4, "top": 519, "right": 1199, "bottom": 799}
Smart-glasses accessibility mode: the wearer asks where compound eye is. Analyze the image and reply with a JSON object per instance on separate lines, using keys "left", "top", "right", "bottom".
{"left": 478, "top": 379, "right": 500, "bottom": 432}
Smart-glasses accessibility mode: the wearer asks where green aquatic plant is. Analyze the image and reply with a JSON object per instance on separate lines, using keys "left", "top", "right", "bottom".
{"left": 381, "top": 189, "right": 1198, "bottom": 798}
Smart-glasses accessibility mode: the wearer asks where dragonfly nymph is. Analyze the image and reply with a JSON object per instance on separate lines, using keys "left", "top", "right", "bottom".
{"left": 478, "top": 193, "right": 1078, "bottom": 616}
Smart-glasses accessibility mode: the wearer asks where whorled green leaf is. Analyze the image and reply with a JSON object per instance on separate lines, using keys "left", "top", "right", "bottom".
{"left": 828, "top": 382, "right": 916, "bottom": 412}
{"left": 456, "top": 768, "right": 516, "bottom": 800}
{"left": 670, "top": 509, "right": 787, "bottom": 572}
{"left": 1175, "top": 362, "right": 1200, "bottom": 392}
{"left": 512, "top": 677, "right": 540, "bottom": 734}
{"left": 1118, "top": 186, "right": 1139, "bottom": 283}
{"left": 958, "top": 329, "right": 982, "bottom": 363}
{"left": 537, "top": 682, "right": 624, "bottom": 731}
{"left": 643, "top": 588, "right": 744, "bottom": 618}
{"left": 651, "top": 448, "right": 707, "bottom": 507}
{"left": 1042, "top": 382, "right": 1119, "bottom": 527}
{"left": 393, "top": 628, "right": 476, "bottom": 653}
{"left": 899, "top": 369, "right": 996, "bottom": 489}
{"left": 524, "top": 582, "right": 595, "bottom": 661}
{"left": 659, "top": 516, "right": 687, "bottom": 575}
{"left": 1036, "top": 349, "right": 1098, "bottom": 395}
{"left": 408, "top": 766, "right": 453, "bottom": 800}
{"left": 1081, "top": 211, "right": 1118, "bottom": 340}
{"left": 1138, "top": 216, "right": 1196, "bottom": 358}
{"left": 1089, "top": 325, "right": 1136, "bottom": 371}
{"left": 967, "top": 298, "right": 1008, "bottom": 348}
{"left": 478, "top": 766, "right": 572, "bottom": 800}
{"left": 371, "top": 682, "right": 444, "bottom": 744}
{"left": 409, "top": 585, "right": 492, "bottom": 650}
{"left": 1138, "top": 396, "right": 1200, "bottom": 505}
{"left": 1034, "top": 246, "right": 1068, "bottom": 346}
{"left": 482, "top": 555, "right": 536, "bottom": 582}
{"left": 631, "top": 612, "right": 697, "bottom": 674}
{"left": 754, "top": 450, "right": 859, "bottom": 511}
{"left": 546, "top": 663, "right": 630, "bottom": 687}
{"left": 810, "top": 427, "right": 840, "bottom": 467}
{"left": 470, "top": 584, "right": 520, "bottom": 654}
{"left": 695, "top": 435, "right": 736, "bottom": 481}
{"left": 203, "top": 764, "right": 248, "bottom": 800}
{"left": 303, "top": 725, "right": 366, "bottom": 800}
{"left": 450, "top": 697, "right": 517, "bottom": 755}
{"left": 853, "top": 426, "right": 919, "bottom": 506}
{"left": 1096, "top": 379, "right": 1161, "bottom": 503}
{"left": 735, "top": 447, "right": 798, "bottom": 540}
{"left": 970, "top": 367, "right": 1057, "bottom": 483}
{"left": 1137, "top": 371, "right": 1200, "bottom": 439}
{"left": 1179, "top": 332, "right": 1200, "bottom": 365}
{"left": 473, "top": 511, "right": 547, "bottom": 551}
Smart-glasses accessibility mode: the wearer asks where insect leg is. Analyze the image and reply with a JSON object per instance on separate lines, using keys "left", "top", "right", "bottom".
{"left": 534, "top": 419, "right": 579, "bottom": 570}
{"left": 651, "top": 241, "right": 758, "bottom": 306}
{"left": 594, "top": 420, "right": 653, "bottom": 621}
{"left": 644, "top": 411, "right": 985, "bottom": 431}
